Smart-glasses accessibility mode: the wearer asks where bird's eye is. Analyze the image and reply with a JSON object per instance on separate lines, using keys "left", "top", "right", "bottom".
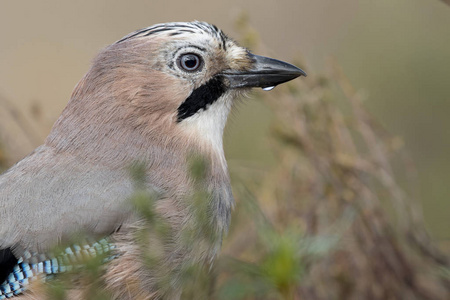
{"left": 177, "top": 53, "right": 203, "bottom": 72}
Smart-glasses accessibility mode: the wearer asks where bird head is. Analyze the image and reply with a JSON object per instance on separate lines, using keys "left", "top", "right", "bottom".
{"left": 47, "top": 21, "right": 305, "bottom": 168}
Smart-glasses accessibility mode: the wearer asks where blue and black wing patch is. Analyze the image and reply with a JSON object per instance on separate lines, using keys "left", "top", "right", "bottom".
{"left": 0, "top": 249, "right": 18, "bottom": 288}
{"left": 0, "top": 239, "right": 118, "bottom": 299}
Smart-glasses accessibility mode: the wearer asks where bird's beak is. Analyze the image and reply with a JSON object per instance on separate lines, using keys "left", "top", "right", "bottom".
{"left": 222, "top": 53, "right": 306, "bottom": 89}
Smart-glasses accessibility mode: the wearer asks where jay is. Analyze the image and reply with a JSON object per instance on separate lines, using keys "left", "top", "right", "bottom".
{"left": 0, "top": 21, "right": 305, "bottom": 299}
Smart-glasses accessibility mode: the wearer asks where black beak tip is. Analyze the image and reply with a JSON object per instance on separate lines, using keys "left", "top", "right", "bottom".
{"left": 298, "top": 68, "right": 307, "bottom": 77}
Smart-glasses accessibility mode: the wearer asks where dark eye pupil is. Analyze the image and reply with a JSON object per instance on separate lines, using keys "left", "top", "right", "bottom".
{"left": 184, "top": 57, "right": 197, "bottom": 68}
{"left": 179, "top": 54, "right": 202, "bottom": 72}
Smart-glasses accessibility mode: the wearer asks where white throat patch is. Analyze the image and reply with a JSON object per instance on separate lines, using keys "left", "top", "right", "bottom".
{"left": 178, "top": 93, "right": 233, "bottom": 169}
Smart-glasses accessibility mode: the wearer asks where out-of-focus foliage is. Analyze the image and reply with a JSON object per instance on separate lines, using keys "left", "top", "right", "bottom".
{"left": 218, "top": 65, "right": 450, "bottom": 299}
{"left": 213, "top": 18, "right": 450, "bottom": 299}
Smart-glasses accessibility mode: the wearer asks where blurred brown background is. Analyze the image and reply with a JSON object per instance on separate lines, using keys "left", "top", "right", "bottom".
{"left": 0, "top": 0, "right": 449, "bottom": 240}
